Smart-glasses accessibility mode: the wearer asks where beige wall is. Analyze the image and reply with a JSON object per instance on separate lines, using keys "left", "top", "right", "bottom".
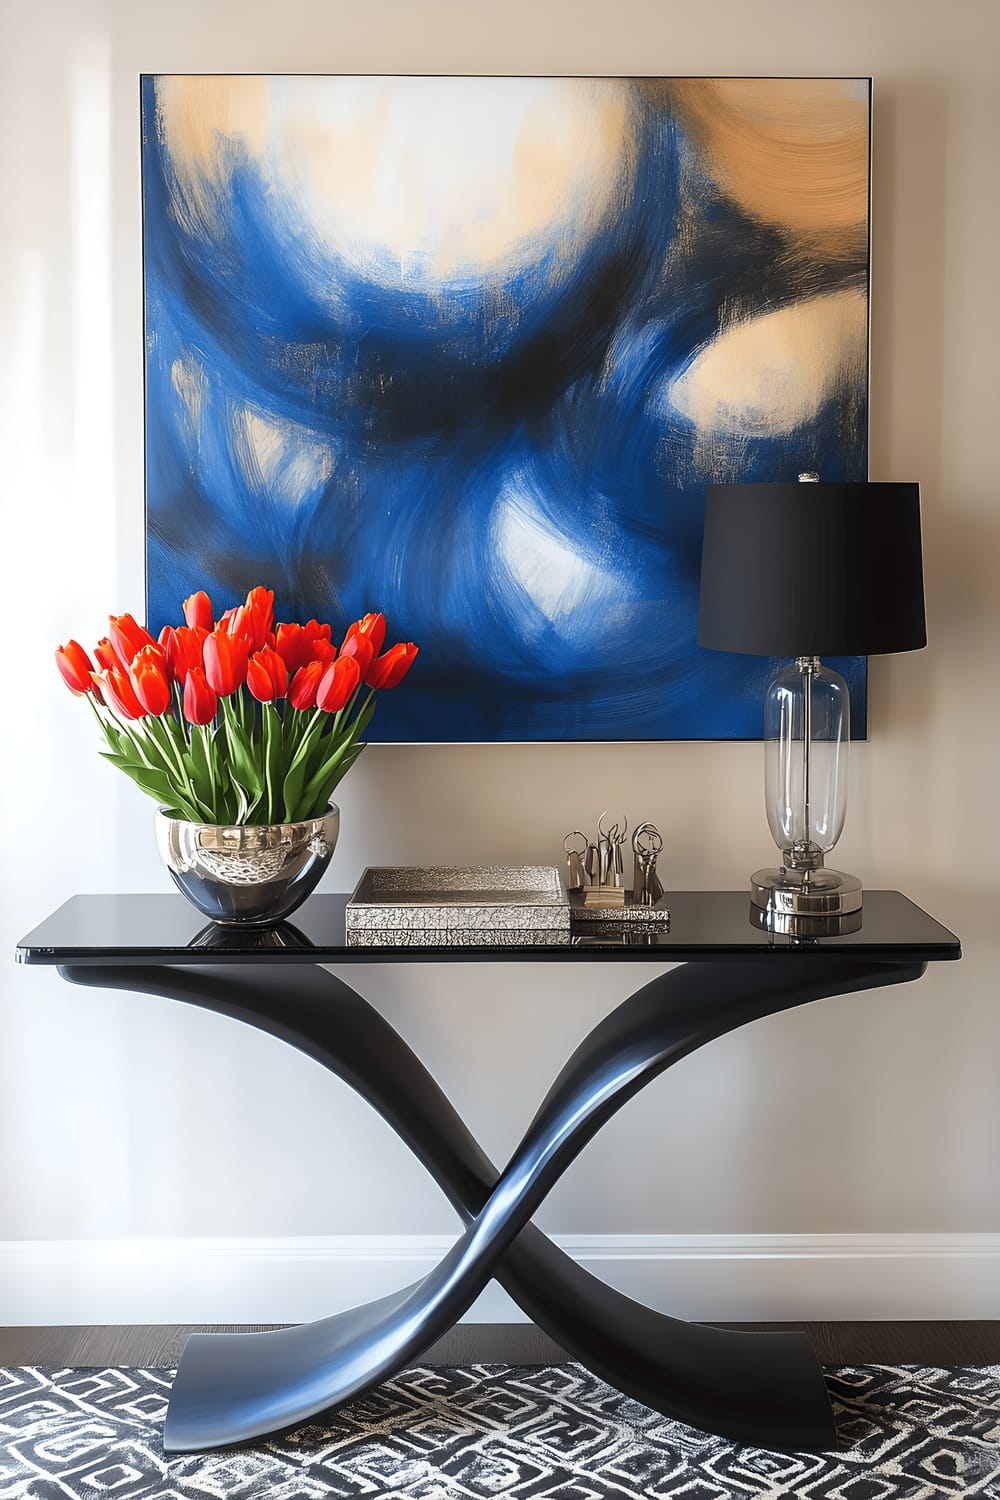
{"left": 1, "top": 0, "right": 997, "bottom": 1299}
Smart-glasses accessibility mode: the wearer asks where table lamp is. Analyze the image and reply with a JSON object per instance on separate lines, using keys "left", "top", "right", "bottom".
{"left": 697, "top": 476, "right": 926, "bottom": 932}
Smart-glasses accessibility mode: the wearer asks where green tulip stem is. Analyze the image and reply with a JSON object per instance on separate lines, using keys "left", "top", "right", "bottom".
{"left": 158, "top": 715, "right": 212, "bottom": 821}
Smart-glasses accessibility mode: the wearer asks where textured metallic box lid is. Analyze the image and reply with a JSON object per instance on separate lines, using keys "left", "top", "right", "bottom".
{"left": 346, "top": 865, "right": 571, "bottom": 937}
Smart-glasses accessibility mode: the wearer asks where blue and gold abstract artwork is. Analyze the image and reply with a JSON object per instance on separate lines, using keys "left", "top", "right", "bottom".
{"left": 141, "top": 75, "right": 871, "bottom": 741}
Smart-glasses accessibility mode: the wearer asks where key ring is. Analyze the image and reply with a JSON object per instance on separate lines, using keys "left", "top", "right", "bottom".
{"left": 633, "top": 822, "right": 663, "bottom": 855}
{"left": 598, "top": 811, "right": 627, "bottom": 843}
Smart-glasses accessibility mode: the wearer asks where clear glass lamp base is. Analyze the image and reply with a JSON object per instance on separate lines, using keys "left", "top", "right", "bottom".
{"left": 750, "top": 862, "right": 863, "bottom": 936}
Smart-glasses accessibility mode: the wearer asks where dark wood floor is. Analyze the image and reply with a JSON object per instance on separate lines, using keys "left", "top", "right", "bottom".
{"left": 0, "top": 1322, "right": 997, "bottom": 1368}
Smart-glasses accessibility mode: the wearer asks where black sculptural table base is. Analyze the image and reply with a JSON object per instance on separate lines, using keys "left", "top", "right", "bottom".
{"left": 57, "top": 953, "right": 925, "bottom": 1455}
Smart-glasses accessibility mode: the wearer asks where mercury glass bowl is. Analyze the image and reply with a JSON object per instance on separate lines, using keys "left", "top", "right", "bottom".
{"left": 154, "top": 804, "right": 340, "bottom": 924}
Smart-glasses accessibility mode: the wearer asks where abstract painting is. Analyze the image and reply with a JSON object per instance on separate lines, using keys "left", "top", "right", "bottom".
{"left": 141, "top": 76, "right": 871, "bottom": 741}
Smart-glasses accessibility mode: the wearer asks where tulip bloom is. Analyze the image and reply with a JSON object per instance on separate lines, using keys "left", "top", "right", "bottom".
{"left": 94, "top": 637, "right": 120, "bottom": 672}
{"left": 96, "top": 666, "right": 146, "bottom": 720}
{"left": 343, "top": 611, "right": 386, "bottom": 656}
{"left": 54, "top": 640, "right": 95, "bottom": 696}
{"left": 302, "top": 618, "right": 334, "bottom": 663}
{"left": 244, "top": 586, "right": 275, "bottom": 650}
{"left": 246, "top": 645, "right": 288, "bottom": 702}
{"left": 159, "top": 625, "right": 207, "bottom": 684}
{"left": 366, "top": 642, "right": 418, "bottom": 690}
{"left": 218, "top": 605, "right": 251, "bottom": 638}
{"left": 182, "top": 590, "right": 214, "bottom": 632}
{"left": 339, "top": 632, "right": 375, "bottom": 674}
{"left": 274, "top": 620, "right": 334, "bottom": 674}
{"left": 308, "top": 638, "right": 337, "bottom": 664}
{"left": 317, "top": 654, "right": 361, "bottom": 713}
{"left": 183, "top": 667, "right": 218, "bottom": 726}
{"left": 129, "top": 645, "right": 173, "bottom": 716}
{"left": 109, "top": 612, "right": 158, "bottom": 667}
{"left": 203, "top": 627, "right": 250, "bottom": 697}
{"left": 340, "top": 612, "right": 386, "bottom": 675}
{"left": 273, "top": 623, "right": 308, "bottom": 674}
{"left": 287, "top": 659, "right": 326, "bottom": 711}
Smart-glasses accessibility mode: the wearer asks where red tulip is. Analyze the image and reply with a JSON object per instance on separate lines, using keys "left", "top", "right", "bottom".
{"left": 54, "top": 640, "right": 95, "bottom": 696}
{"left": 302, "top": 619, "right": 334, "bottom": 665}
{"left": 109, "top": 612, "right": 157, "bottom": 666}
{"left": 159, "top": 625, "right": 206, "bottom": 684}
{"left": 343, "top": 611, "right": 386, "bottom": 655}
{"left": 183, "top": 667, "right": 218, "bottom": 726}
{"left": 274, "top": 620, "right": 334, "bottom": 674}
{"left": 244, "top": 586, "right": 275, "bottom": 650}
{"left": 182, "top": 590, "right": 214, "bottom": 632}
{"left": 316, "top": 654, "right": 361, "bottom": 713}
{"left": 340, "top": 612, "right": 386, "bottom": 675}
{"left": 366, "top": 642, "right": 418, "bottom": 690}
{"left": 273, "top": 623, "right": 308, "bottom": 674}
{"left": 339, "top": 632, "right": 375, "bottom": 674}
{"left": 94, "top": 637, "right": 120, "bottom": 671}
{"left": 96, "top": 666, "right": 146, "bottom": 720}
{"left": 203, "top": 627, "right": 250, "bottom": 696}
{"left": 246, "top": 645, "right": 288, "bottom": 702}
{"left": 287, "top": 659, "right": 325, "bottom": 711}
{"left": 219, "top": 605, "right": 253, "bottom": 639}
{"left": 129, "top": 645, "right": 172, "bottom": 715}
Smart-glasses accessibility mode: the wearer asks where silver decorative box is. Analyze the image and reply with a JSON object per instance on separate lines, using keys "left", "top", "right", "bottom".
{"left": 346, "top": 866, "right": 571, "bottom": 947}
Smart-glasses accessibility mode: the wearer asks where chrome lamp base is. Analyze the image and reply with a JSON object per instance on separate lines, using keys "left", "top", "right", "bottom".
{"left": 750, "top": 863, "right": 863, "bottom": 937}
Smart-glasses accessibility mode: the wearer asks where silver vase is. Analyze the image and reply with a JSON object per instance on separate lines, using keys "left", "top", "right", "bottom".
{"left": 155, "top": 804, "right": 340, "bottom": 925}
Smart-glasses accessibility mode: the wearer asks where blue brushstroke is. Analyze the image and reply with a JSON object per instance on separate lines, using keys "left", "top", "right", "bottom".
{"left": 142, "top": 76, "right": 868, "bottom": 741}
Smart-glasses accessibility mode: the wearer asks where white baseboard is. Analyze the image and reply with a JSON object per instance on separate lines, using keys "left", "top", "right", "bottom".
{"left": 1, "top": 1233, "right": 998, "bottom": 1326}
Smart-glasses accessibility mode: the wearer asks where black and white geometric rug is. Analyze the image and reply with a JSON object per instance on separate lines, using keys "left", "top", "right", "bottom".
{"left": 1, "top": 1362, "right": 999, "bottom": 1498}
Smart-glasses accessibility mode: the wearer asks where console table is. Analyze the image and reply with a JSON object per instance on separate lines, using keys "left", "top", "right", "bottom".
{"left": 16, "top": 890, "right": 959, "bottom": 1455}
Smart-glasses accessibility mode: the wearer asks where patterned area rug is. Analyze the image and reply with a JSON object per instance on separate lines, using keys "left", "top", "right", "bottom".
{"left": 1, "top": 1362, "right": 999, "bottom": 1499}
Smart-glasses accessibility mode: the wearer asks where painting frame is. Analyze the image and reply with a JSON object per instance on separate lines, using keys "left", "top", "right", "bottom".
{"left": 140, "top": 73, "right": 873, "bottom": 744}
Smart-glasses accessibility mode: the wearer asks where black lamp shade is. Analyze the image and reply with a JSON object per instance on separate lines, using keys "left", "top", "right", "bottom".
{"left": 697, "top": 482, "right": 927, "bottom": 657}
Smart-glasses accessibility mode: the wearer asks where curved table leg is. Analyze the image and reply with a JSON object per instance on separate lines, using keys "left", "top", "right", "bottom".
{"left": 60, "top": 956, "right": 924, "bottom": 1452}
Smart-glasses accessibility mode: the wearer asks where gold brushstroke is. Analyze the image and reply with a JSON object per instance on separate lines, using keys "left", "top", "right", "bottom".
{"left": 170, "top": 355, "right": 208, "bottom": 446}
{"left": 663, "top": 79, "right": 868, "bottom": 255}
{"left": 669, "top": 286, "right": 867, "bottom": 437}
{"left": 231, "top": 405, "right": 334, "bottom": 504}
{"left": 156, "top": 76, "right": 271, "bottom": 229}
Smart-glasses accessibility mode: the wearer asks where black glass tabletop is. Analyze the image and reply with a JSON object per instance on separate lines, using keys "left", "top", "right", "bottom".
{"left": 15, "top": 891, "right": 960, "bottom": 966}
